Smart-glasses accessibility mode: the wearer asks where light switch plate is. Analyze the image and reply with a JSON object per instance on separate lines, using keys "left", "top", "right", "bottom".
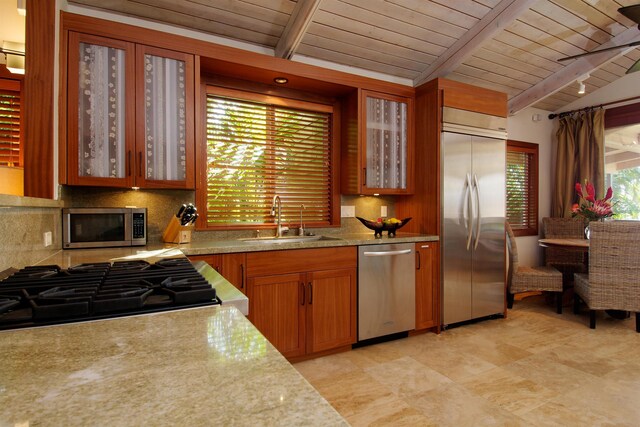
{"left": 341, "top": 205, "right": 355, "bottom": 217}
{"left": 381, "top": 206, "right": 388, "bottom": 217}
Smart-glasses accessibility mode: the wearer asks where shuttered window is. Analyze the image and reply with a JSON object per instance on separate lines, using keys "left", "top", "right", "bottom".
{"left": 506, "top": 140, "right": 538, "bottom": 236}
{"left": 203, "top": 86, "right": 336, "bottom": 228}
{"left": 0, "top": 79, "right": 21, "bottom": 167}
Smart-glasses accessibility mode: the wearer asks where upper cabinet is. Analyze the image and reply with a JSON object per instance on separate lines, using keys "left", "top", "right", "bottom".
{"left": 341, "top": 89, "right": 414, "bottom": 195}
{"left": 65, "top": 32, "right": 195, "bottom": 189}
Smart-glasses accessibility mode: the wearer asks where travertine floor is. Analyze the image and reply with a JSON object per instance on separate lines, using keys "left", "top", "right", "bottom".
{"left": 295, "top": 296, "right": 640, "bottom": 426}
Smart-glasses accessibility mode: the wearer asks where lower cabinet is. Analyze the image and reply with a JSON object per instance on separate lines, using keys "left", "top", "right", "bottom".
{"left": 415, "top": 241, "right": 440, "bottom": 332}
{"left": 246, "top": 247, "right": 357, "bottom": 359}
{"left": 188, "top": 253, "right": 246, "bottom": 294}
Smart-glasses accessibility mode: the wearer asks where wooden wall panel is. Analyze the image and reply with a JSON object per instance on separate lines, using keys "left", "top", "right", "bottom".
{"left": 24, "top": 0, "right": 55, "bottom": 198}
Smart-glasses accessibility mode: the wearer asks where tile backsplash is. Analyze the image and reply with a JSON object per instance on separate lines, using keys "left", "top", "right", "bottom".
{"left": 0, "top": 198, "right": 62, "bottom": 272}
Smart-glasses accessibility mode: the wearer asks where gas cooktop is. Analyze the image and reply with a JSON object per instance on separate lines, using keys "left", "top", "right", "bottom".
{"left": 0, "top": 258, "right": 220, "bottom": 330}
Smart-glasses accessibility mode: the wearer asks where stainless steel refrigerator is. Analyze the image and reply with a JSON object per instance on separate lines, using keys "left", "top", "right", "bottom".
{"left": 441, "top": 108, "right": 506, "bottom": 326}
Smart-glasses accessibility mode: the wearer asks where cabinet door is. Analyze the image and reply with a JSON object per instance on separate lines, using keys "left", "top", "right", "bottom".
{"left": 135, "top": 45, "right": 195, "bottom": 189}
{"left": 306, "top": 268, "right": 357, "bottom": 354}
{"left": 220, "top": 253, "right": 246, "bottom": 294}
{"left": 360, "top": 90, "right": 414, "bottom": 195}
{"left": 67, "top": 32, "right": 135, "bottom": 187}
{"left": 247, "top": 273, "right": 306, "bottom": 358}
{"left": 415, "top": 242, "right": 440, "bottom": 331}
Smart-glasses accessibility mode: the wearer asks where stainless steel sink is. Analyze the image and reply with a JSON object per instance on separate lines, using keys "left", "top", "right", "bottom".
{"left": 239, "top": 235, "right": 342, "bottom": 244}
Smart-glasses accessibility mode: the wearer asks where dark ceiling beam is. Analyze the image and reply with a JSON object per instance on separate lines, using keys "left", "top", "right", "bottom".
{"left": 275, "top": 0, "right": 323, "bottom": 60}
{"left": 413, "top": 0, "right": 537, "bottom": 87}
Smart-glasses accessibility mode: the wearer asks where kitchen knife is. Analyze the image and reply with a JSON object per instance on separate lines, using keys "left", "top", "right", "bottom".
{"left": 176, "top": 204, "right": 187, "bottom": 218}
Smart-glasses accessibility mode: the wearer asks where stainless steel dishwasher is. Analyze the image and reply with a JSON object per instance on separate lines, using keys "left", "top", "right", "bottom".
{"left": 358, "top": 243, "right": 415, "bottom": 341}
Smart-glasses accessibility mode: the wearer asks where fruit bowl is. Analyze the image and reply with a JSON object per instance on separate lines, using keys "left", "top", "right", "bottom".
{"left": 356, "top": 217, "right": 412, "bottom": 238}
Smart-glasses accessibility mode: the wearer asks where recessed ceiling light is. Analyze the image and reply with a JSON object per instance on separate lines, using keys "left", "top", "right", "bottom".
{"left": 273, "top": 77, "right": 288, "bottom": 84}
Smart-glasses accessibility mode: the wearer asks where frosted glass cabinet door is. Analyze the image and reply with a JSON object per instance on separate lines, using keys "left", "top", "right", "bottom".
{"left": 137, "top": 46, "right": 194, "bottom": 188}
{"left": 364, "top": 94, "right": 408, "bottom": 191}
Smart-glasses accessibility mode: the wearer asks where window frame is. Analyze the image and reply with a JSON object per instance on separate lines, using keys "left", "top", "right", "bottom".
{"left": 196, "top": 85, "right": 341, "bottom": 230}
{"left": 0, "top": 78, "right": 22, "bottom": 168}
{"left": 506, "top": 140, "right": 539, "bottom": 237}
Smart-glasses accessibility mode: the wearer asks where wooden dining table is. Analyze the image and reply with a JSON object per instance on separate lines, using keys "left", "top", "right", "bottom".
{"left": 538, "top": 238, "right": 589, "bottom": 249}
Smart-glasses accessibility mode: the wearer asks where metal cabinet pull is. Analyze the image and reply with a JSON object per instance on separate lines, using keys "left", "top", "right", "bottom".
{"left": 308, "top": 282, "right": 313, "bottom": 304}
{"left": 473, "top": 173, "right": 482, "bottom": 250}
{"left": 465, "top": 173, "right": 473, "bottom": 251}
{"left": 300, "top": 282, "right": 305, "bottom": 306}
{"left": 363, "top": 249, "right": 412, "bottom": 256}
{"left": 127, "top": 151, "right": 132, "bottom": 176}
{"left": 137, "top": 152, "right": 143, "bottom": 177}
{"left": 416, "top": 251, "right": 421, "bottom": 270}
{"left": 362, "top": 168, "right": 367, "bottom": 186}
{"left": 240, "top": 264, "right": 244, "bottom": 289}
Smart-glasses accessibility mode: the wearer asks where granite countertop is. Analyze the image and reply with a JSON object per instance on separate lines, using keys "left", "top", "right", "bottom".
{"left": 182, "top": 232, "right": 438, "bottom": 255}
{"left": 0, "top": 305, "right": 347, "bottom": 426}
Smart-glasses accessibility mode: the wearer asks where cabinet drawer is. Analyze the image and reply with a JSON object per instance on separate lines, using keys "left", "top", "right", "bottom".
{"left": 246, "top": 247, "right": 356, "bottom": 277}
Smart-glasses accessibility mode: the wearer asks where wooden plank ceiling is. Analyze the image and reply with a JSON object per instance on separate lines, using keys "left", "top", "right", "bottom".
{"left": 69, "top": 0, "right": 640, "bottom": 114}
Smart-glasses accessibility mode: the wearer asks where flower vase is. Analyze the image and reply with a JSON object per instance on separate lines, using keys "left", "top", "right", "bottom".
{"left": 584, "top": 224, "right": 590, "bottom": 240}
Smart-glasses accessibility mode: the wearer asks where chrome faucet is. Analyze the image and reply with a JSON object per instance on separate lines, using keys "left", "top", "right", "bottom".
{"left": 271, "top": 195, "right": 288, "bottom": 237}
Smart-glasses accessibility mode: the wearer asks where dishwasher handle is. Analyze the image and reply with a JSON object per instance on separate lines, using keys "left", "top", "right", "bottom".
{"left": 362, "top": 249, "right": 412, "bottom": 257}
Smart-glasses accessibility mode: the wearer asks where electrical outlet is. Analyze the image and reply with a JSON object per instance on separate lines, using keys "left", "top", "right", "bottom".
{"left": 381, "top": 206, "right": 388, "bottom": 217}
{"left": 341, "top": 206, "right": 355, "bottom": 217}
{"left": 43, "top": 231, "right": 52, "bottom": 247}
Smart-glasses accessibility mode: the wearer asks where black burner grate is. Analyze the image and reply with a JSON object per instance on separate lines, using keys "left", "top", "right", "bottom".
{"left": 0, "top": 258, "right": 219, "bottom": 329}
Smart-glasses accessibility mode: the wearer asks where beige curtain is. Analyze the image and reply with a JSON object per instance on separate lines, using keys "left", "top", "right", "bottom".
{"left": 552, "top": 109, "right": 605, "bottom": 217}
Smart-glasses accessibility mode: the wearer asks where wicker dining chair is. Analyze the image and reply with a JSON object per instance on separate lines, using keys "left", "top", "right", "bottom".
{"left": 574, "top": 221, "right": 640, "bottom": 332}
{"left": 542, "top": 217, "right": 588, "bottom": 280}
{"left": 506, "top": 222, "right": 564, "bottom": 313}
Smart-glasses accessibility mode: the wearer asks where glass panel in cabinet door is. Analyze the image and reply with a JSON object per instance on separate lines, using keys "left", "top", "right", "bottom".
{"left": 142, "top": 54, "right": 187, "bottom": 181}
{"left": 365, "top": 96, "right": 407, "bottom": 190}
{"left": 77, "top": 42, "right": 127, "bottom": 179}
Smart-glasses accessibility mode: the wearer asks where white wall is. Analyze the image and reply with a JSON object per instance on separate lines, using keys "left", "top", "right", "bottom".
{"left": 507, "top": 107, "right": 556, "bottom": 266}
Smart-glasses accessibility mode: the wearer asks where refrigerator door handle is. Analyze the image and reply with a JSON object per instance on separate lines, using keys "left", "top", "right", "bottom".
{"left": 465, "top": 173, "right": 473, "bottom": 251}
{"left": 473, "top": 173, "right": 482, "bottom": 250}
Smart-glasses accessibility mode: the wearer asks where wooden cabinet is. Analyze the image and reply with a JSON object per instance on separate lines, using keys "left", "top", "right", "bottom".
{"left": 341, "top": 89, "right": 414, "bottom": 195}
{"left": 246, "top": 247, "right": 357, "bottom": 359}
{"left": 66, "top": 32, "right": 195, "bottom": 189}
{"left": 415, "top": 241, "right": 440, "bottom": 332}
{"left": 188, "top": 253, "right": 246, "bottom": 294}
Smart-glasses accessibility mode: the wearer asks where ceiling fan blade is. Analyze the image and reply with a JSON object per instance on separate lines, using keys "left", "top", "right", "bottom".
{"left": 558, "top": 40, "right": 640, "bottom": 62}
{"left": 627, "top": 58, "right": 640, "bottom": 74}
{"left": 619, "top": 5, "right": 640, "bottom": 25}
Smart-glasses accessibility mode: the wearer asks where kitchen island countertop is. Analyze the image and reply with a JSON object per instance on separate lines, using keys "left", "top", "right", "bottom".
{"left": 0, "top": 305, "right": 347, "bottom": 426}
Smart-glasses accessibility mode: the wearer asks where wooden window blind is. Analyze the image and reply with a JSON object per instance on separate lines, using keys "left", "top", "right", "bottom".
{"left": 506, "top": 140, "right": 539, "bottom": 236}
{"left": 0, "top": 79, "right": 21, "bottom": 167}
{"left": 204, "top": 87, "right": 335, "bottom": 228}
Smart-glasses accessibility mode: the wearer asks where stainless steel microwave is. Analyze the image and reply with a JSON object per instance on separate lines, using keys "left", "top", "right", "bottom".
{"left": 62, "top": 208, "right": 147, "bottom": 249}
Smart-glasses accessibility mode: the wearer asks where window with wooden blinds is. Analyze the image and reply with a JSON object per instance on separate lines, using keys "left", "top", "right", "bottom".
{"left": 0, "top": 79, "right": 21, "bottom": 167}
{"left": 203, "top": 87, "right": 337, "bottom": 228}
{"left": 506, "top": 140, "right": 539, "bottom": 236}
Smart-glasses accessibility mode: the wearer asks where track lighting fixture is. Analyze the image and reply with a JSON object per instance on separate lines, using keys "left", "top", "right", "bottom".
{"left": 576, "top": 73, "right": 590, "bottom": 95}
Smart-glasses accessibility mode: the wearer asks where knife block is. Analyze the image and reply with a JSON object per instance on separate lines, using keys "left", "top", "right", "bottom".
{"left": 162, "top": 216, "right": 195, "bottom": 244}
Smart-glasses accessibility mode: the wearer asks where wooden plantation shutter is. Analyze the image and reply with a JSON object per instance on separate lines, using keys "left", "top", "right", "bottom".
{"left": 204, "top": 87, "right": 333, "bottom": 227}
{"left": 506, "top": 140, "right": 539, "bottom": 236}
{"left": 0, "top": 79, "right": 21, "bottom": 167}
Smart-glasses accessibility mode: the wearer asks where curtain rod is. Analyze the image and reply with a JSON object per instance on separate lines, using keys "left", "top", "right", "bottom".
{"left": 547, "top": 94, "right": 640, "bottom": 119}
